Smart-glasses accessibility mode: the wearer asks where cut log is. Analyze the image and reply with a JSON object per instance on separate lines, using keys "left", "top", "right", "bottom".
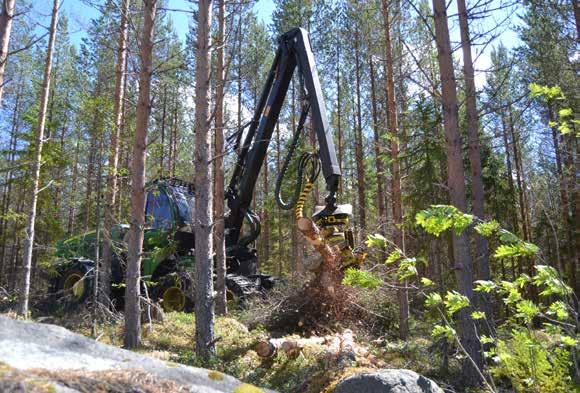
{"left": 255, "top": 336, "right": 326, "bottom": 358}
{"left": 296, "top": 217, "right": 342, "bottom": 294}
{"left": 255, "top": 330, "right": 359, "bottom": 364}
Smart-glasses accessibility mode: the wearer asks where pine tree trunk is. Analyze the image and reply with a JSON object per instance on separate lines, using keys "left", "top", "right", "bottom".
{"left": 276, "top": 123, "right": 284, "bottom": 275}
{"left": 194, "top": 0, "right": 216, "bottom": 362}
{"left": 369, "top": 56, "right": 387, "bottom": 228}
{"left": 67, "top": 136, "right": 81, "bottom": 235}
{"left": 336, "top": 36, "right": 343, "bottom": 193}
{"left": 263, "top": 154, "right": 270, "bottom": 263}
{"left": 18, "top": 0, "right": 59, "bottom": 316}
{"left": 353, "top": 26, "right": 366, "bottom": 231}
{"left": 381, "top": 0, "right": 408, "bottom": 340}
{"left": 124, "top": 0, "right": 157, "bottom": 349}
{"left": 432, "top": 0, "right": 483, "bottom": 383}
{"left": 564, "top": 134, "right": 578, "bottom": 295}
{"left": 102, "top": 0, "right": 130, "bottom": 304}
{"left": 0, "top": 80, "right": 20, "bottom": 285}
{"left": 549, "top": 106, "right": 577, "bottom": 292}
{"left": 214, "top": 0, "right": 227, "bottom": 316}
{"left": 457, "top": 0, "right": 491, "bottom": 315}
{"left": 0, "top": 0, "right": 15, "bottom": 107}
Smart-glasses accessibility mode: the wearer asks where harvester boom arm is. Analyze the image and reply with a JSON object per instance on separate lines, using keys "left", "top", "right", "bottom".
{"left": 225, "top": 28, "right": 341, "bottom": 246}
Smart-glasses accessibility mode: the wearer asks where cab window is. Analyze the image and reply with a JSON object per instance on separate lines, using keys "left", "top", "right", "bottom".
{"left": 145, "top": 190, "right": 173, "bottom": 230}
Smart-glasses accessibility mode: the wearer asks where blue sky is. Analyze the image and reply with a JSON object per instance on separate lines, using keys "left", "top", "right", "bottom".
{"left": 52, "top": 0, "right": 275, "bottom": 47}
{"left": 32, "top": 0, "right": 520, "bottom": 88}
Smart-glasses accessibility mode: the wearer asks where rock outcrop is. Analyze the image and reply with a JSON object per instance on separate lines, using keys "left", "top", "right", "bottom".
{"left": 0, "top": 315, "right": 274, "bottom": 393}
{"left": 334, "top": 369, "right": 444, "bottom": 393}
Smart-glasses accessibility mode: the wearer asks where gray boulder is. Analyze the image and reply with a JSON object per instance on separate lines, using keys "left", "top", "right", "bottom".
{"left": 0, "top": 315, "right": 275, "bottom": 393}
{"left": 335, "top": 369, "right": 443, "bottom": 393}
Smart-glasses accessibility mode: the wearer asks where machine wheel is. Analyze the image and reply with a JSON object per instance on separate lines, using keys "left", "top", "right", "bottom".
{"left": 56, "top": 260, "right": 94, "bottom": 308}
{"left": 152, "top": 272, "right": 194, "bottom": 313}
{"left": 226, "top": 274, "right": 258, "bottom": 307}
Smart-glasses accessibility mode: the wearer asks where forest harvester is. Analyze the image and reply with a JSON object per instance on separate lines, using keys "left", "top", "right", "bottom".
{"left": 52, "top": 28, "right": 356, "bottom": 312}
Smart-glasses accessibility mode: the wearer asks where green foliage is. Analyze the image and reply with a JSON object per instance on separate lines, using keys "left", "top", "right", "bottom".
{"left": 424, "top": 292, "right": 442, "bottom": 308}
{"left": 474, "top": 280, "right": 497, "bottom": 293}
{"left": 474, "top": 220, "right": 500, "bottom": 237}
{"left": 385, "top": 248, "right": 402, "bottom": 264}
{"left": 365, "top": 233, "right": 387, "bottom": 249}
{"left": 471, "top": 311, "right": 485, "bottom": 320}
{"left": 515, "top": 300, "right": 540, "bottom": 324}
{"left": 498, "top": 229, "right": 520, "bottom": 244}
{"left": 528, "top": 83, "right": 564, "bottom": 101}
{"left": 491, "top": 329, "right": 574, "bottom": 393}
{"left": 494, "top": 242, "right": 539, "bottom": 259}
{"left": 547, "top": 301, "right": 569, "bottom": 321}
{"left": 431, "top": 324, "right": 455, "bottom": 340}
{"left": 443, "top": 291, "right": 470, "bottom": 315}
{"left": 342, "top": 268, "right": 382, "bottom": 289}
{"left": 397, "top": 258, "right": 418, "bottom": 280}
{"left": 420, "top": 277, "right": 434, "bottom": 287}
{"left": 499, "top": 280, "right": 523, "bottom": 305}
{"left": 415, "top": 205, "right": 473, "bottom": 236}
{"left": 532, "top": 265, "right": 572, "bottom": 297}
{"left": 529, "top": 84, "right": 576, "bottom": 135}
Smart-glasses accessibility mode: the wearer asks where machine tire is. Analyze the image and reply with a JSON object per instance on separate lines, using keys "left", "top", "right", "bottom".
{"left": 226, "top": 274, "right": 258, "bottom": 307}
{"left": 151, "top": 272, "right": 194, "bottom": 313}
{"left": 55, "top": 260, "right": 94, "bottom": 308}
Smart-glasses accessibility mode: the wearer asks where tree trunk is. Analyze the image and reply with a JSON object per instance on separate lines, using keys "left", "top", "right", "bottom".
{"left": 564, "top": 134, "right": 578, "bottom": 296}
{"left": 382, "top": 0, "right": 408, "bottom": 340}
{"left": 194, "top": 0, "right": 216, "bottom": 362}
{"left": 336, "top": 34, "right": 343, "bottom": 193}
{"left": 214, "top": 0, "right": 227, "bottom": 316}
{"left": 549, "top": 106, "right": 577, "bottom": 292}
{"left": 102, "top": 0, "right": 130, "bottom": 305}
{"left": 262, "top": 153, "right": 270, "bottom": 263}
{"left": 353, "top": 26, "right": 366, "bottom": 231}
{"left": 18, "top": 0, "right": 59, "bottom": 316}
{"left": 369, "top": 56, "right": 387, "bottom": 228}
{"left": 276, "top": 122, "right": 284, "bottom": 275}
{"left": 159, "top": 84, "right": 167, "bottom": 176}
{"left": 124, "top": 0, "right": 157, "bottom": 349}
{"left": 0, "top": 79, "right": 20, "bottom": 285}
{"left": 0, "top": 0, "right": 15, "bottom": 107}
{"left": 457, "top": 0, "right": 491, "bottom": 315}
{"left": 432, "top": 0, "right": 483, "bottom": 383}
{"left": 67, "top": 136, "right": 81, "bottom": 235}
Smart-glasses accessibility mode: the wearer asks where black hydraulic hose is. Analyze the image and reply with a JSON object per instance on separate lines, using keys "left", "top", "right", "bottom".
{"left": 275, "top": 102, "right": 321, "bottom": 211}
{"left": 239, "top": 209, "right": 261, "bottom": 247}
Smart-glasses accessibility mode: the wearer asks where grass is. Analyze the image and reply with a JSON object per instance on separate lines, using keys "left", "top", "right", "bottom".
{"left": 70, "top": 311, "right": 400, "bottom": 393}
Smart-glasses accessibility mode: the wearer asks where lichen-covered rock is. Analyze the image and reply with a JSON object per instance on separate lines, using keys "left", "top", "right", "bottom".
{"left": 0, "top": 315, "right": 275, "bottom": 393}
{"left": 334, "top": 369, "right": 443, "bottom": 393}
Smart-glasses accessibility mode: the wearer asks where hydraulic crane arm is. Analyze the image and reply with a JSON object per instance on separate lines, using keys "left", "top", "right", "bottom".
{"left": 225, "top": 28, "right": 342, "bottom": 247}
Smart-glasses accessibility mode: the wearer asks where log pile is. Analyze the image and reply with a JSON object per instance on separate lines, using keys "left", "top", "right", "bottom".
{"left": 255, "top": 329, "right": 364, "bottom": 365}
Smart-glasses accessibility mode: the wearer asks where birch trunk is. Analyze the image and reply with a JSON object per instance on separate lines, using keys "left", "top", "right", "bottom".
{"left": 124, "top": 0, "right": 157, "bottom": 349}
{"left": 18, "top": 0, "right": 59, "bottom": 316}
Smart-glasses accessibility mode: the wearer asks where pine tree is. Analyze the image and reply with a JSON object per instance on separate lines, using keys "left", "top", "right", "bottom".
{"left": 194, "top": 0, "right": 216, "bottom": 361}
{"left": 124, "top": 0, "right": 157, "bottom": 349}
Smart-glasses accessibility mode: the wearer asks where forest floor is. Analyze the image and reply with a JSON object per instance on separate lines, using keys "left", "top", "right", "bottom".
{"left": 9, "top": 304, "right": 469, "bottom": 393}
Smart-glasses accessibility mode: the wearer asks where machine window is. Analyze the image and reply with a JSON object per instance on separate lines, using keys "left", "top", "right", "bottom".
{"left": 146, "top": 190, "right": 173, "bottom": 229}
